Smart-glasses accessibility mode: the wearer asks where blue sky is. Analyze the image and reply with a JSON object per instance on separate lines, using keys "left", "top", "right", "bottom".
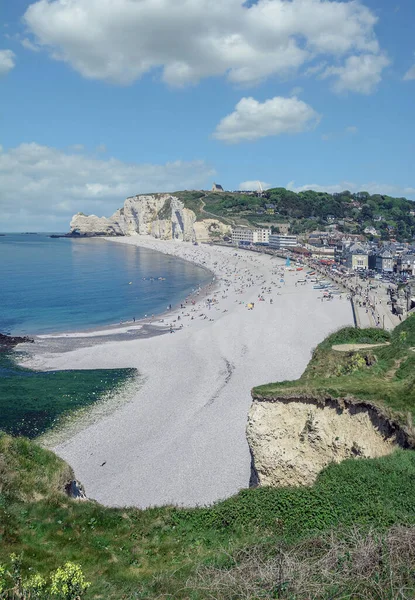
{"left": 1, "top": 0, "right": 414, "bottom": 231}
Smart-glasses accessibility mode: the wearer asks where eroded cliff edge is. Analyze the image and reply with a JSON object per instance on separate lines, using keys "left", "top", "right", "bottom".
{"left": 69, "top": 193, "right": 230, "bottom": 242}
{"left": 247, "top": 394, "right": 414, "bottom": 488}
{"left": 247, "top": 322, "right": 415, "bottom": 489}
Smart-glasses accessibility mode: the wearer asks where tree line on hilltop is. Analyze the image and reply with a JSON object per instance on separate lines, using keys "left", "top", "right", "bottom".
{"left": 176, "top": 188, "right": 415, "bottom": 241}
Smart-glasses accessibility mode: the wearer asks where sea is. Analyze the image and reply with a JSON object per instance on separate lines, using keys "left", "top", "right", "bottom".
{"left": 0, "top": 233, "right": 212, "bottom": 336}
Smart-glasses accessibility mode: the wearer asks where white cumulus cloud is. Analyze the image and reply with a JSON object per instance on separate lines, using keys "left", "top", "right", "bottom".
{"left": 0, "top": 50, "right": 16, "bottom": 76}
{"left": 213, "top": 96, "right": 320, "bottom": 143}
{"left": 0, "top": 143, "right": 215, "bottom": 231}
{"left": 22, "top": 0, "right": 384, "bottom": 91}
{"left": 239, "top": 180, "right": 271, "bottom": 191}
{"left": 321, "top": 53, "right": 390, "bottom": 94}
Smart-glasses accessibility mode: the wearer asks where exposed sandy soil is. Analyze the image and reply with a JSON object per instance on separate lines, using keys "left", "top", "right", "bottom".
{"left": 332, "top": 343, "right": 390, "bottom": 351}
{"left": 247, "top": 398, "right": 400, "bottom": 488}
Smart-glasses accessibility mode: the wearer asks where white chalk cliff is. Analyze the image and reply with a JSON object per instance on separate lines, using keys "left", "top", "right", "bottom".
{"left": 70, "top": 194, "right": 198, "bottom": 242}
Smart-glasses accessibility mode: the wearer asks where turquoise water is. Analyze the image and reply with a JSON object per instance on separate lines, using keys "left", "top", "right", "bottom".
{"left": 0, "top": 234, "right": 211, "bottom": 335}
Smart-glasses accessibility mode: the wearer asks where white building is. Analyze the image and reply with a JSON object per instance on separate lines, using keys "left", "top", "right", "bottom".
{"left": 268, "top": 234, "right": 297, "bottom": 250}
{"left": 231, "top": 227, "right": 270, "bottom": 245}
{"left": 253, "top": 228, "right": 270, "bottom": 244}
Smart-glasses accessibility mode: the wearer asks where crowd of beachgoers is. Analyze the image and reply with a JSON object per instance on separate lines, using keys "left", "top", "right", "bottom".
{"left": 21, "top": 237, "right": 353, "bottom": 508}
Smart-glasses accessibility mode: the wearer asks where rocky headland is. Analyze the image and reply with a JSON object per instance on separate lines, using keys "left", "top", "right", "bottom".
{"left": 69, "top": 193, "right": 229, "bottom": 242}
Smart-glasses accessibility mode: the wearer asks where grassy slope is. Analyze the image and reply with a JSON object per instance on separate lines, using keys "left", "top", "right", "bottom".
{"left": 254, "top": 316, "right": 415, "bottom": 426}
{"left": 1, "top": 319, "right": 415, "bottom": 598}
{"left": 1, "top": 434, "right": 415, "bottom": 598}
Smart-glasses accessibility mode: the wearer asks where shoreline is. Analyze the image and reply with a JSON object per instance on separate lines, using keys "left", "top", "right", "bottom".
{"left": 27, "top": 238, "right": 218, "bottom": 344}
{"left": 20, "top": 237, "right": 354, "bottom": 508}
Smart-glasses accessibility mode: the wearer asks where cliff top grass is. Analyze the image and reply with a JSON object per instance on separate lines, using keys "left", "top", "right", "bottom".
{"left": 1, "top": 431, "right": 415, "bottom": 599}
{"left": 254, "top": 316, "right": 415, "bottom": 428}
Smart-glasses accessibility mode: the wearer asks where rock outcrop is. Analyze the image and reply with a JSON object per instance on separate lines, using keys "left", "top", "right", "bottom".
{"left": 70, "top": 194, "right": 199, "bottom": 241}
{"left": 0, "top": 333, "right": 34, "bottom": 352}
{"left": 65, "top": 479, "right": 87, "bottom": 501}
{"left": 193, "top": 218, "right": 231, "bottom": 242}
{"left": 247, "top": 394, "right": 413, "bottom": 488}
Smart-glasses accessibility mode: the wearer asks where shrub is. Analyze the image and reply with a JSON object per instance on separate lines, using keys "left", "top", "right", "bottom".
{"left": 0, "top": 556, "right": 90, "bottom": 600}
{"left": 50, "top": 563, "right": 90, "bottom": 600}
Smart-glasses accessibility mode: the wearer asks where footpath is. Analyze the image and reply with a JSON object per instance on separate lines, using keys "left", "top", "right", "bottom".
{"left": 305, "top": 262, "right": 401, "bottom": 331}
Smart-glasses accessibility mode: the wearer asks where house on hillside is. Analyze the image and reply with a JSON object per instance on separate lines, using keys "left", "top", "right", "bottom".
{"left": 211, "top": 183, "right": 224, "bottom": 192}
{"left": 276, "top": 222, "right": 290, "bottom": 235}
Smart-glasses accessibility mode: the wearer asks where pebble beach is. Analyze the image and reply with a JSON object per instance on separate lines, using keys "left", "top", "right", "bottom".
{"left": 22, "top": 237, "right": 354, "bottom": 508}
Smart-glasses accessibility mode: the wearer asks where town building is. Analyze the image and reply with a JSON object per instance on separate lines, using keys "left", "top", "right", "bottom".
{"left": 375, "top": 250, "right": 394, "bottom": 272}
{"left": 268, "top": 233, "right": 297, "bottom": 250}
{"left": 345, "top": 243, "right": 370, "bottom": 270}
{"left": 275, "top": 222, "right": 290, "bottom": 235}
{"left": 231, "top": 227, "right": 270, "bottom": 245}
{"left": 305, "top": 243, "right": 336, "bottom": 260}
{"left": 397, "top": 253, "right": 415, "bottom": 276}
{"left": 211, "top": 183, "right": 224, "bottom": 192}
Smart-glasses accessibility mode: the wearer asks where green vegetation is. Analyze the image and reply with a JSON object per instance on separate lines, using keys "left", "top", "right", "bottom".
{"left": 173, "top": 191, "right": 205, "bottom": 220}
{"left": 0, "top": 433, "right": 414, "bottom": 598}
{"left": 255, "top": 316, "right": 415, "bottom": 427}
{"left": 2, "top": 320, "right": 415, "bottom": 598}
{"left": 0, "top": 353, "right": 135, "bottom": 438}
{"left": 0, "top": 554, "right": 90, "bottom": 600}
{"left": 175, "top": 187, "right": 415, "bottom": 240}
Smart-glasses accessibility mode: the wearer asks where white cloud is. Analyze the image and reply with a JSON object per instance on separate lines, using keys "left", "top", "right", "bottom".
{"left": 287, "top": 180, "right": 415, "bottom": 199}
{"left": 0, "top": 143, "right": 215, "bottom": 231}
{"left": 403, "top": 64, "right": 415, "bottom": 81}
{"left": 290, "top": 86, "right": 303, "bottom": 97}
{"left": 96, "top": 144, "right": 107, "bottom": 153}
{"left": 69, "top": 144, "right": 85, "bottom": 152}
{"left": 304, "top": 61, "right": 328, "bottom": 77}
{"left": 0, "top": 49, "right": 16, "bottom": 76}
{"left": 321, "top": 53, "right": 390, "bottom": 94}
{"left": 213, "top": 96, "right": 320, "bottom": 143}
{"left": 23, "top": 0, "right": 384, "bottom": 91}
{"left": 239, "top": 180, "right": 271, "bottom": 191}
{"left": 21, "top": 37, "right": 40, "bottom": 52}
